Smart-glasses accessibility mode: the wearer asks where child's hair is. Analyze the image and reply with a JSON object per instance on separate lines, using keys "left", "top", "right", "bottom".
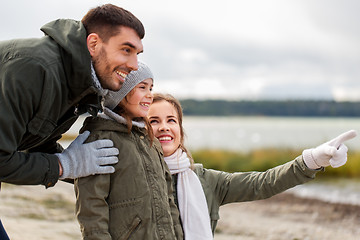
{"left": 152, "top": 93, "right": 194, "bottom": 167}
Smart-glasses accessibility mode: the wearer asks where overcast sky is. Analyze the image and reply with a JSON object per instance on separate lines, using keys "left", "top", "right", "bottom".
{"left": 1, "top": 0, "right": 360, "bottom": 100}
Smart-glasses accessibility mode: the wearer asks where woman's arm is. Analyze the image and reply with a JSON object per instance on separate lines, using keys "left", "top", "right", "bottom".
{"left": 197, "top": 156, "right": 319, "bottom": 206}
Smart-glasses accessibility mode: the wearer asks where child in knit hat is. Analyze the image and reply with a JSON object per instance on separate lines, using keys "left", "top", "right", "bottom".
{"left": 74, "top": 62, "right": 183, "bottom": 240}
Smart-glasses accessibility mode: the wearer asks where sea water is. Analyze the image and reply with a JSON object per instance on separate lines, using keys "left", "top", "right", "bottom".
{"left": 61, "top": 115, "right": 360, "bottom": 205}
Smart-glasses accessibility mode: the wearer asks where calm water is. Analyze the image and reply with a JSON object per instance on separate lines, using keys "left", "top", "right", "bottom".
{"left": 62, "top": 116, "right": 360, "bottom": 205}
{"left": 182, "top": 116, "right": 360, "bottom": 205}
{"left": 287, "top": 178, "right": 360, "bottom": 206}
{"left": 64, "top": 116, "right": 360, "bottom": 151}
{"left": 181, "top": 116, "right": 360, "bottom": 152}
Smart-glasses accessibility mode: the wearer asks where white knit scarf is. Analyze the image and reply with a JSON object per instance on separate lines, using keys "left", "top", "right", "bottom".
{"left": 164, "top": 149, "right": 213, "bottom": 240}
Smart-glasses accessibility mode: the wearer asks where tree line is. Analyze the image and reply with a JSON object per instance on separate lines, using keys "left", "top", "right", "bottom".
{"left": 180, "top": 99, "right": 360, "bottom": 117}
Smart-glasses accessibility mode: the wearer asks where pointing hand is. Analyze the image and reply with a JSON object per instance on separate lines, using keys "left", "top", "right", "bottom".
{"left": 302, "top": 130, "right": 357, "bottom": 169}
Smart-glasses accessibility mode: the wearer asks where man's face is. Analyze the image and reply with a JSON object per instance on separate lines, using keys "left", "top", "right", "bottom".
{"left": 90, "top": 26, "right": 143, "bottom": 91}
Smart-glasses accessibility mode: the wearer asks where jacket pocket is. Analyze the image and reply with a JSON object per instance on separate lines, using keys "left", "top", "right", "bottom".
{"left": 28, "top": 115, "right": 56, "bottom": 137}
{"left": 117, "top": 216, "right": 142, "bottom": 240}
{"left": 109, "top": 198, "right": 144, "bottom": 240}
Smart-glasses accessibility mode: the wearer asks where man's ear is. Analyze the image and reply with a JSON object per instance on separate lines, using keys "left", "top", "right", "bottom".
{"left": 87, "top": 33, "right": 101, "bottom": 57}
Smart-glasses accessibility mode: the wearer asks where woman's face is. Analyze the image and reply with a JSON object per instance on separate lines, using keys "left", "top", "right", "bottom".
{"left": 148, "top": 100, "right": 181, "bottom": 157}
{"left": 121, "top": 78, "right": 153, "bottom": 119}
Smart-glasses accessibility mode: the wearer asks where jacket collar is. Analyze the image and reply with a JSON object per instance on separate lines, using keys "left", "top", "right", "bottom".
{"left": 101, "top": 107, "right": 146, "bottom": 129}
{"left": 41, "top": 19, "right": 104, "bottom": 117}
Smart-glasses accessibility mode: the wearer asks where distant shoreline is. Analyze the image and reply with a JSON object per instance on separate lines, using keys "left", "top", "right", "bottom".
{"left": 180, "top": 99, "right": 360, "bottom": 117}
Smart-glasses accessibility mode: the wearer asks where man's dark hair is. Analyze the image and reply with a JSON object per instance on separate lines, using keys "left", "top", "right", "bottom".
{"left": 81, "top": 4, "right": 145, "bottom": 42}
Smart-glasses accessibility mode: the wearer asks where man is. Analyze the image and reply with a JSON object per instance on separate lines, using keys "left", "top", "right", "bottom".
{"left": 0, "top": 4, "right": 144, "bottom": 237}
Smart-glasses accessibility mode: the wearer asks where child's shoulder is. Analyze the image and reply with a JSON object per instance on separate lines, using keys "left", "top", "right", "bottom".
{"left": 151, "top": 138, "right": 164, "bottom": 154}
{"left": 80, "top": 116, "right": 127, "bottom": 132}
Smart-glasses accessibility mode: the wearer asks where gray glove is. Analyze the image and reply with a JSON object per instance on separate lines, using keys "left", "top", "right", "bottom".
{"left": 302, "top": 130, "right": 357, "bottom": 169}
{"left": 56, "top": 131, "right": 119, "bottom": 179}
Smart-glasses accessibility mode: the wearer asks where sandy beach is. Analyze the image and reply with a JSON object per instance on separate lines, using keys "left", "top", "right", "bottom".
{"left": 214, "top": 193, "right": 360, "bottom": 240}
{"left": 1, "top": 181, "right": 360, "bottom": 240}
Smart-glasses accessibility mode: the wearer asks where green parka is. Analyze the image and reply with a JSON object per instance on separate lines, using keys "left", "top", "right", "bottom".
{"left": 173, "top": 157, "right": 319, "bottom": 235}
{"left": 75, "top": 115, "right": 183, "bottom": 240}
{"left": 0, "top": 19, "right": 100, "bottom": 188}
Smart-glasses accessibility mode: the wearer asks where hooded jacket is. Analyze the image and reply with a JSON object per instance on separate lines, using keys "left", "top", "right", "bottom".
{"left": 75, "top": 114, "right": 183, "bottom": 240}
{"left": 0, "top": 19, "right": 101, "bottom": 188}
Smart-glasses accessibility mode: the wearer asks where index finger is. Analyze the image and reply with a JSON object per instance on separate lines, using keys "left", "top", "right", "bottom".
{"left": 329, "top": 130, "right": 357, "bottom": 148}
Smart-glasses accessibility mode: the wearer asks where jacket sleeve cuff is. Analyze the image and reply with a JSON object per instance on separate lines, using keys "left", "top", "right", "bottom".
{"left": 42, "top": 154, "right": 60, "bottom": 188}
{"left": 302, "top": 149, "right": 321, "bottom": 170}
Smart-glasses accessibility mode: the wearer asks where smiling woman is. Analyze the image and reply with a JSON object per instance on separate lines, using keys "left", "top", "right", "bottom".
{"left": 147, "top": 92, "right": 356, "bottom": 239}
{"left": 148, "top": 100, "right": 182, "bottom": 157}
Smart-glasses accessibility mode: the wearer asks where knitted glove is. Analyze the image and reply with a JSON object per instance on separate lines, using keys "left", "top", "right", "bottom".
{"left": 56, "top": 131, "right": 119, "bottom": 179}
{"left": 302, "top": 130, "right": 357, "bottom": 169}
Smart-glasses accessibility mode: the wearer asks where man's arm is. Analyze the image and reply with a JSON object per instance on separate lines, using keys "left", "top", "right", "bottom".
{"left": 0, "top": 57, "right": 60, "bottom": 187}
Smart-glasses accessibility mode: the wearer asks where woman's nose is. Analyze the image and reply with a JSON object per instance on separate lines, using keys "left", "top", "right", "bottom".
{"left": 159, "top": 123, "right": 169, "bottom": 131}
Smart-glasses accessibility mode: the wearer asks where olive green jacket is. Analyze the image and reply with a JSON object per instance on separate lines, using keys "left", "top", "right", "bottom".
{"left": 0, "top": 19, "right": 100, "bottom": 187}
{"left": 75, "top": 115, "right": 183, "bottom": 240}
{"left": 174, "top": 157, "right": 319, "bottom": 235}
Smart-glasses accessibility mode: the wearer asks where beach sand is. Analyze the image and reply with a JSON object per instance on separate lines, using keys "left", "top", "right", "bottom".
{"left": 214, "top": 193, "right": 360, "bottom": 240}
{"left": 1, "top": 181, "right": 359, "bottom": 240}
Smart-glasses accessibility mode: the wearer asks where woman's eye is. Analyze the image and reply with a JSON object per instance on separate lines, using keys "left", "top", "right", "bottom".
{"left": 149, "top": 120, "right": 158, "bottom": 124}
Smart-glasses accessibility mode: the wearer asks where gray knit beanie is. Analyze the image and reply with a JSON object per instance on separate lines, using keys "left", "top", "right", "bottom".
{"left": 104, "top": 61, "right": 154, "bottom": 110}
